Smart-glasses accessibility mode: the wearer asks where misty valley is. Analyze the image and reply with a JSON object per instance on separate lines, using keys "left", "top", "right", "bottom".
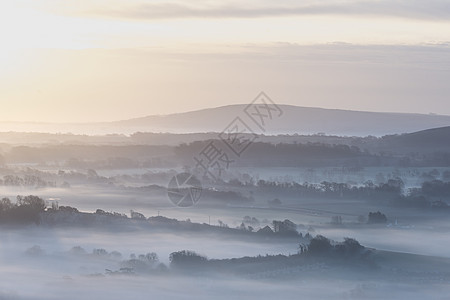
{"left": 0, "top": 128, "right": 449, "bottom": 299}
{"left": 2, "top": 1, "right": 450, "bottom": 298}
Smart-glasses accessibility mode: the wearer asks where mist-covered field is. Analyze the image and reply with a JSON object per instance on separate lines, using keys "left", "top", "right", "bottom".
{"left": 0, "top": 129, "right": 449, "bottom": 300}
{"left": 3, "top": 0, "right": 450, "bottom": 298}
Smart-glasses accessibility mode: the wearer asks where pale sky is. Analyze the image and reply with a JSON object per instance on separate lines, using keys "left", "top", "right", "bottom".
{"left": 1, "top": 0, "right": 450, "bottom": 122}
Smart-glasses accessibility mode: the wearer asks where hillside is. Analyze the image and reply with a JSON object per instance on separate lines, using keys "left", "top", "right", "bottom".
{"left": 108, "top": 105, "right": 450, "bottom": 136}
{"left": 381, "top": 126, "right": 450, "bottom": 152}
{"left": 1, "top": 105, "right": 450, "bottom": 136}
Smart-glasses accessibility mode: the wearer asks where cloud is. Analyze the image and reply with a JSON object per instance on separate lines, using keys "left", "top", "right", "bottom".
{"left": 84, "top": 0, "right": 450, "bottom": 21}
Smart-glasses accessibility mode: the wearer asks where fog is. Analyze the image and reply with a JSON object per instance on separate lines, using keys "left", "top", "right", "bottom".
{"left": 1, "top": 230, "right": 449, "bottom": 300}
{"left": 2, "top": 0, "right": 450, "bottom": 297}
{"left": 1, "top": 178, "right": 450, "bottom": 299}
{"left": 0, "top": 122, "right": 449, "bottom": 299}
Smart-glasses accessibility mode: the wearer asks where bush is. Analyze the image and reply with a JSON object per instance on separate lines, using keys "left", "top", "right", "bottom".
{"left": 335, "top": 238, "right": 364, "bottom": 255}
{"left": 169, "top": 250, "right": 207, "bottom": 267}
{"left": 368, "top": 211, "right": 387, "bottom": 224}
{"left": 308, "top": 235, "right": 332, "bottom": 254}
{"left": 306, "top": 235, "right": 366, "bottom": 258}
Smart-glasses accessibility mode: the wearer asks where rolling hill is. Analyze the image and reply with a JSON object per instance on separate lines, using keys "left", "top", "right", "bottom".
{"left": 108, "top": 104, "right": 450, "bottom": 136}
{"left": 1, "top": 105, "right": 450, "bottom": 136}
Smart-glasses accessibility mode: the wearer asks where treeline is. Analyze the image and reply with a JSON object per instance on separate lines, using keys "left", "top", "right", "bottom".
{"left": 25, "top": 234, "right": 370, "bottom": 278}
{"left": 168, "top": 235, "right": 372, "bottom": 273}
{"left": 175, "top": 140, "right": 378, "bottom": 167}
{"left": 25, "top": 244, "right": 167, "bottom": 276}
{"left": 176, "top": 140, "right": 450, "bottom": 167}
{"left": 0, "top": 195, "right": 46, "bottom": 224}
{"left": 0, "top": 175, "right": 56, "bottom": 188}
{"left": 2, "top": 198, "right": 301, "bottom": 241}
{"left": 2, "top": 144, "right": 174, "bottom": 168}
{"left": 2, "top": 140, "right": 450, "bottom": 168}
{"left": 2, "top": 141, "right": 374, "bottom": 168}
{"left": 224, "top": 177, "right": 449, "bottom": 210}
{"left": 418, "top": 180, "right": 450, "bottom": 197}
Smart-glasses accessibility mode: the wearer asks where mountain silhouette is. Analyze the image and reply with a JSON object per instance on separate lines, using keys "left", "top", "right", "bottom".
{"left": 1, "top": 105, "right": 449, "bottom": 136}
{"left": 108, "top": 104, "right": 450, "bottom": 136}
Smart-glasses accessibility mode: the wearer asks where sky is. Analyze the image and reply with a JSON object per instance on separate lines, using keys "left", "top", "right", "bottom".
{"left": 0, "top": 0, "right": 450, "bottom": 122}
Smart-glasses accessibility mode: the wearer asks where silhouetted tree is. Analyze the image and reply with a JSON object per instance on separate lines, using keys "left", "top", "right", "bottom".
{"left": 335, "top": 238, "right": 364, "bottom": 255}
{"left": 169, "top": 250, "right": 207, "bottom": 267}
{"left": 368, "top": 211, "right": 387, "bottom": 224}
{"left": 307, "top": 235, "right": 332, "bottom": 254}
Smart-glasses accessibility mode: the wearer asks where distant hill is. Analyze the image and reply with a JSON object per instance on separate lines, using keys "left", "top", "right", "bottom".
{"left": 1, "top": 105, "right": 450, "bottom": 136}
{"left": 381, "top": 126, "right": 450, "bottom": 152}
{"left": 107, "top": 105, "right": 450, "bottom": 136}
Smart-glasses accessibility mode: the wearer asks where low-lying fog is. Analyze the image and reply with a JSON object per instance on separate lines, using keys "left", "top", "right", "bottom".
{"left": 1, "top": 231, "right": 449, "bottom": 300}
{"left": 0, "top": 228, "right": 298, "bottom": 265}
{"left": 1, "top": 226, "right": 449, "bottom": 300}
{"left": 0, "top": 164, "right": 449, "bottom": 299}
{"left": 1, "top": 182, "right": 449, "bottom": 260}
{"left": 2, "top": 273, "right": 447, "bottom": 300}
{"left": 0, "top": 227, "right": 299, "bottom": 299}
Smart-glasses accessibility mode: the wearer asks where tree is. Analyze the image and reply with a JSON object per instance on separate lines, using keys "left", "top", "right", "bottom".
{"left": 307, "top": 235, "right": 332, "bottom": 254}
{"left": 92, "top": 248, "right": 108, "bottom": 256}
{"left": 298, "top": 243, "right": 307, "bottom": 254}
{"left": 130, "top": 210, "right": 146, "bottom": 220}
{"left": 335, "top": 238, "right": 364, "bottom": 255}
{"left": 169, "top": 250, "right": 207, "bottom": 267}
{"left": 145, "top": 252, "right": 159, "bottom": 263}
{"left": 16, "top": 195, "right": 46, "bottom": 211}
{"left": 0, "top": 197, "right": 13, "bottom": 212}
{"left": 8, "top": 195, "right": 46, "bottom": 224}
{"left": 368, "top": 211, "right": 387, "bottom": 224}
{"left": 138, "top": 252, "right": 158, "bottom": 264}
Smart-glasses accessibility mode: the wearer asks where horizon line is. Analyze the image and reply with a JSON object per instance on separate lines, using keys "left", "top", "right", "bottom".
{"left": 0, "top": 103, "right": 447, "bottom": 124}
